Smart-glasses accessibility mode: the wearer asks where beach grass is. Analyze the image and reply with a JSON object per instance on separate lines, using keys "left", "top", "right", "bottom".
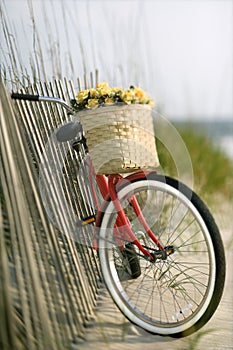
{"left": 157, "top": 125, "right": 233, "bottom": 204}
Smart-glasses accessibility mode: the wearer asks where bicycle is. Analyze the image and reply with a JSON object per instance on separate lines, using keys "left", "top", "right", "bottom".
{"left": 11, "top": 92, "right": 226, "bottom": 338}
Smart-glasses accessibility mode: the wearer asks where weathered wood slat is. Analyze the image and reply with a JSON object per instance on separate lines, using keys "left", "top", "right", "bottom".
{"left": 0, "top": 72, "right": 101, "bottom": 349}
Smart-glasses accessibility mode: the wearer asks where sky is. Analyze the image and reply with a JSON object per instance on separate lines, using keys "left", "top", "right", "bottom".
{"left": 1, "top": 0, "right": 233, "bottom": 120}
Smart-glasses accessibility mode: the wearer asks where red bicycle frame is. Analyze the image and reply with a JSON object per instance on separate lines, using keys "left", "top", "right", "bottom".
{"left": 86, "top": 156, "right": 164, "bottom": 260}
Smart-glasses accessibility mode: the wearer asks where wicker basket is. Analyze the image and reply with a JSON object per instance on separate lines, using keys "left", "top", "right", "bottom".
{"left": 78, "top": 104, "right": 160, "bottom": 174}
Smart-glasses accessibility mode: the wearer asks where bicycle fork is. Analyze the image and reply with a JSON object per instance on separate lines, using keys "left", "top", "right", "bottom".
{"left": 107, "top": 174, "right": 165, "bottom": 262}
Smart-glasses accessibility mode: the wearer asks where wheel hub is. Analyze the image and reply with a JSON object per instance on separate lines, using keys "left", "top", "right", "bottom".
{"left": 149, "top": 245, "right": 175, "bottom": 261}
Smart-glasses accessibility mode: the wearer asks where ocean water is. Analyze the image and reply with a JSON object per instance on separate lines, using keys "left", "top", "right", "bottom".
{"left": 173, "top": 120, "right": 233, "bottom": 160}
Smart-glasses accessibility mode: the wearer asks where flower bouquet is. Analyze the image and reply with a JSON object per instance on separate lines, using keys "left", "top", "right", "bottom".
{"left": 72, "top": 82, "right": 159, "bottom": 174}
{"left": 71, "top": 82, "right": 155, "bottom": 111}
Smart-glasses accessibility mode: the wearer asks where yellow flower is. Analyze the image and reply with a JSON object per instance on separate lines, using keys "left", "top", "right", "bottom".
{"left": 77, "top": 89, "right": 89, "bottom": 102}
{"left": 134, "top": 87, "right": 145, "bottom": 100}
{"left": 86, "top": 98, "right": 99, "bottom": 109}
{"left": 97, "top": 87, "right": 112, "bottom": 97}
{"left": 134, "top": 86, "right": 155, "bottom": 106}
{"left": 89, "top": 88, "right": 99, "bottom": 98}
{"left": 112, "top": 87, "right": 122, "bottom": 93}
{"left": 120, "top": 89, "right": 135, "bottom": 104}
{"left": 104, "top": 97, "right": 114, "bottom": 105}
{"left": 143, "top": 92, "right": 155, "bottom": 107}
{"left": 96, "top": 82, "right": 109, "bottom": 89}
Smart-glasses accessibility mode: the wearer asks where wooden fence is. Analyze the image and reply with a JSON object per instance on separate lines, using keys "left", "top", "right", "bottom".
{"left": 0, "top": 76, "right": 101, "bottom": 350}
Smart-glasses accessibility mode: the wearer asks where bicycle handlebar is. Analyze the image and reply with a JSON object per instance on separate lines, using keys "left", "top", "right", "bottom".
{"left": 11, "top": 92, "right": 84, "bottom": 141}
{"left": 11, "top": 93, "right": 40, "bottom": 101}
{"left": 11, "top": 93, "right": 74, "bottom": 113}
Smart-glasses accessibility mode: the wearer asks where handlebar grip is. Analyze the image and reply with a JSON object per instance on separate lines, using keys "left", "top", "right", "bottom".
{"left": 11, "top": 93, "right": 40, "bottom": 101}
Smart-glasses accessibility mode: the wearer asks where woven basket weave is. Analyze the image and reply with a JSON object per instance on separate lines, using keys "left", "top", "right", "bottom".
{"left": 78, "top": 104, "right": 160, "bottom": 174}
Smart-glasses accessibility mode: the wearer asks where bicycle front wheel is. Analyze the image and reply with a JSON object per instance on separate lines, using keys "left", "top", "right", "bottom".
{"left": 98, "top": 173, "right": 225, "bottom": 337}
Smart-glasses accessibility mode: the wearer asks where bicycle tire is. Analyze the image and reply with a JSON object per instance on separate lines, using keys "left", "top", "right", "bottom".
{"left": 113, "top": 243, "right": 141, "bottom": 281}
{"left": 124, "top": 243, "right": 141, "bottom": 279}
{"left": 98, "top": 173, "right": 226, "bottom": 337}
